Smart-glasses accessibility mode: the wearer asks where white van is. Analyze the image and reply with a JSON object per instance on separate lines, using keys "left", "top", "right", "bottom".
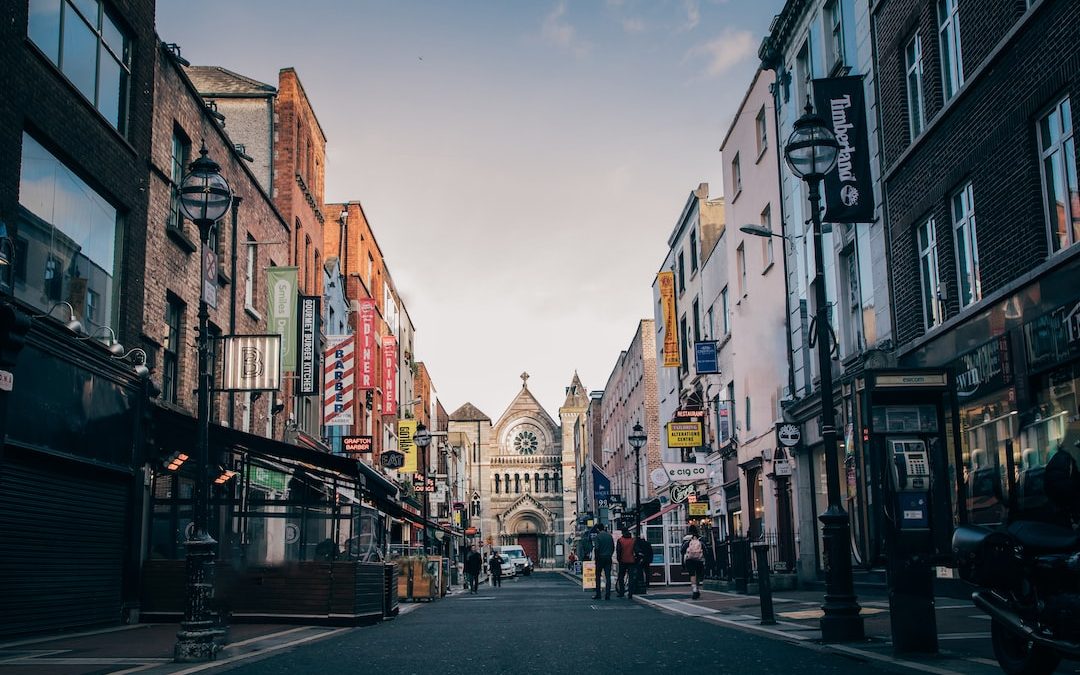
{"left": 495, "top": 545, "right": 534, "bottom": 576}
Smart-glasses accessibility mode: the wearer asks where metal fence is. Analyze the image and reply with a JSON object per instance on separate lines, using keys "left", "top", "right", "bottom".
{"left": 705, "top": 531, "right": 793, "bottom": 582}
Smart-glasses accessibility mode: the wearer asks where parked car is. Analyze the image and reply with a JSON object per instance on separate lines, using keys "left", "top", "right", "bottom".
{"left": 495, "top": 545, "right": 534, "bottom": 576}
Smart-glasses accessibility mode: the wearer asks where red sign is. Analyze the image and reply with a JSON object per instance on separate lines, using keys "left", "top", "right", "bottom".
{"left": 464, "top": 527, "right": 478, "bottom": 536}
{"left": 342, "top": 435, "right": 372, "bottom": 454}
{"left": 357, "top": 299, "right": 376, "bottom": 390}
{"left": 382, "top": 335, "right": 397, "bottom": 416}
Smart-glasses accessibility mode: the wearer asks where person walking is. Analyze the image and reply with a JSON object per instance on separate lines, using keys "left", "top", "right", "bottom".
{"left": 464, "top": 545, "right": 482, "bottom": 593}
{"left": 489, "top": 550, "right": 504, "bottom": 588}
{"left": 633, "top": 530, "right": 653, "bottom": 594}
{"left": 681, "top": 525, "right": 705, "bottom": 600}
{"left": 615, "top": 528, "right": 637, "bottom": 598}
{"left": 592, "top": 523, "right": 615, "bottom": 600}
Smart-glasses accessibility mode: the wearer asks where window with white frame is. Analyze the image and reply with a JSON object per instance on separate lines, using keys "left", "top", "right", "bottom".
{"left": 736, "top": 243, "right": 747, "bottom": 295}
{"left": 761, "top": 205, "right": 774, "bottom": 269}
{"left": 732, "top": 153, "right": 742, "bottom": 196}
{"left": 690, "top": 229, "right": 699, "bottom": 272}
{"left": 917, "top": 218, "right": 942, "bottom": 329}
{"left": 825, "top": 0, "right": 845, "bottom": 72}
{"left": 169, "top": 129, "right": 190, "bottom": 232}
{"left": 937, "top": 0, "right": 964, "bottom": 102}
{"left": 244, "top": 234, "right": 257, "bottom": 310}
{"left": 905, "top": 33, "right": 926, "bottom": 139}
{"left": 1038, "top": 97, "right": 1078, "bottom": 253}
{"left": 951, "top": 183, "right": 981, "bottom": 307}
{"left": 721, "top": 287, "right": 730, "bottom": 335}
{"left": 756, "top": 107, "right": 767, "bottom": 156}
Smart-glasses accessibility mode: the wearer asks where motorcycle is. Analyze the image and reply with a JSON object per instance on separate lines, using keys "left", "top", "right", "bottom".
{"left": 953, "top": 520, "right": 1080, "bottom": 674}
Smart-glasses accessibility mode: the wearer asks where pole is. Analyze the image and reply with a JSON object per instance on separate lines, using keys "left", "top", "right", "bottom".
{"left": 176, "top": 220, "right": 223, "bottom": 661}
{"left": 808, "top": 179, "right": 864, "bottom": 642}
{"left": 421, "top": 440, "right": 428, "bottom": 555}
{"left": 634, "top": 445, "right": 642, "bottom": 534}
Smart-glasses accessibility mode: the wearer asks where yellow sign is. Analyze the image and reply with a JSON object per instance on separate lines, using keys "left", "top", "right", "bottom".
{"left": 667, "top": 421, "right": 703, "bottom": 447}
{"left": 398, "top": 419, "right": 417, "bottom": 473}
{"left": 689, "top": 502, "right": 708, "bottom": 516}
{"left": 582, "top": 561, "right": 596, "bottom": 590}
{"left": 658, "top": 271, "right": 680, "bottom": 368}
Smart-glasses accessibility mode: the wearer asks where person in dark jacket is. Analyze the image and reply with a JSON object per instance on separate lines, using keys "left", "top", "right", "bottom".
{"left": 592, "top": 523, "right": 615, "bottom": 600}
{"left": 464, "top": 545, "right": 482, "bottom": 593}
{"left": 1043, "top": 439, "right": 1080, "bottom": 526}
{"left": 489, "top": 551, "right": 504, "bottom": 588}
{"left": 634, "top": 531, "right": 654, "bottom": 593}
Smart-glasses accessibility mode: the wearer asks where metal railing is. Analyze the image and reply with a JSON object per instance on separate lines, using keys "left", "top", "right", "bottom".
{"left": 705, "top": 531, "right": 794, "bottom": 582}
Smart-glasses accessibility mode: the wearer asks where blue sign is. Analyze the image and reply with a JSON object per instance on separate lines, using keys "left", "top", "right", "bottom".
{"left": 695, "top": 341, "right": 719, "bottom": 374}
{"left": 593, "top": 464, "right": 611, "bottom": 509}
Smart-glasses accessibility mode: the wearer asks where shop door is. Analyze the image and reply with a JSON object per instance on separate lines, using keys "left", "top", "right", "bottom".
{"left": 0, "top": 459, "right": 128, "bottom": 638}
{"left": 517, "top": 533, "right": 539, "bottom": 562}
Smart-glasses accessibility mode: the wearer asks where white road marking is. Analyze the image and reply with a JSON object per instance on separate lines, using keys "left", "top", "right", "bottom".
{"left": 223, "top": 626, "right": 311, "bottom": 650}
{"left": 829, "top": 644, "right": 963, "bottom": 675}
{"left": 167, "top": 627, "right": 352, "bottom": 675}
{"left": 936, "top": 633, "right": 990, "bottom": 640}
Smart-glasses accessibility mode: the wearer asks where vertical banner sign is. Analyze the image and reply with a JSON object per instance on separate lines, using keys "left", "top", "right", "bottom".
{"left": 398, "top": 419, "right": 417, "bottom": 473}
{"left": 593, "top": 464, "right": 611, "bottom": 509}
{"left": 382, "top": 335, "right": 398, "bottom": 416}
{"left": 357, "top": 299, "right": 377, "bottom": 389}
{"left": 267, "top": 267, "right": 299, "bottom": 372}
{"left": 297, "top": 295, "right": 320, "bottom": 395}
{"left": 202, "top": 247, "right": 217, "bottom": 309}
{"left": 323, "top": 334, "right": 355, "bottom": 426}
{"left": 658, "top": 271, "right": 680, "bottom": 368}
{"left": 813, "top": 76, "right": 875, "bottom": 223}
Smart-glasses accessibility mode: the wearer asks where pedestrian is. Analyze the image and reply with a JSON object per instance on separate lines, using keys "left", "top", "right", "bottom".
{"left": 681, "top": 524, "right": 705, "bottom": 600}
{"left": 591, "top": 523, "right": 615, "bottom": 600}
{"left": 615, "top": 528, "right": 637, "bottom": 598}
{"left": 464, "top": 545, "right": 482, "bottom": 593}
{"left": 633, "top": 530, "right": 653, "bottom": 593}
{"left": 489, "top": 550, "right": 504, "bottom": 588}
{"left": 567, "top": 549, "right": 577, "bottom": 570}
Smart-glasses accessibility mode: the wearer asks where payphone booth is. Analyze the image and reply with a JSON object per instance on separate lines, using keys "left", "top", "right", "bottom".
{"left": 862, "top": 370, "right": 955, "bottom": 654}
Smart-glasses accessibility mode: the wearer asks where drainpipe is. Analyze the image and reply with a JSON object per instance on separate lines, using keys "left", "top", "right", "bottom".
{"left": 228, "top": 196, "right": 242, "bottom": 429}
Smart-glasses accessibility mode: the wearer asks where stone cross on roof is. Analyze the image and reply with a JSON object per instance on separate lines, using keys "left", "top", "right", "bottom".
{"left": 520, "top": 371, "right": 529, "bottom": 388}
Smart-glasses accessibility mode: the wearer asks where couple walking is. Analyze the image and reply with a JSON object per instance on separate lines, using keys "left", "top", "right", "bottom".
{"left": 591, "top": 524, "right": 652, "bottom": 600}
{"left": 463, "top": 545, "right": 507, "bottom": 593}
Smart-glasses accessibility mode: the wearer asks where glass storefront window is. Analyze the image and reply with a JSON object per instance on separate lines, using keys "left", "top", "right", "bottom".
{"left": 16, "top": 133, "right": 122, "bottom": 333}
{"left": 960, "top": 394, "right": 1016, "bottom": 525}
{"left": 1017, "top": 362, "right": 1080, "bottom": 517}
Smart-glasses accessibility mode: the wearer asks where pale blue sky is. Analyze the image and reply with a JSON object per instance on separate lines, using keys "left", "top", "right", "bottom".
{"left": 157, "top": 0, "right": 783, "bottom": 420}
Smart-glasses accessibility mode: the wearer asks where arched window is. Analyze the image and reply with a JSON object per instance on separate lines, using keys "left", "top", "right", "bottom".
{"left": 504, "top": 473, "right": 510, "bottom": 491}
{"left": 471, "top": 494, "right": 481, "bottom": 517}
{"left": 524, "top": 473, "right": 530, "bottom": 491}
{"left": 534, "top": 473, "right": 541, "bottom": 491}
{"left": 515, "top": 474, "right": 521, "bottom": 493}
{"left": 494, "top": 474, "right": 501, "bottom": 494}
{"left": 544, "top": 473, "right": 550, "bottom": 493}
{"left": 554, "top": 471, "right": 561, "bottom": 493}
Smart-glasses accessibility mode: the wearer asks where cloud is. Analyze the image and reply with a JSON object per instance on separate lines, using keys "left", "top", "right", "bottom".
{"left": 683, "top": 0, "right": 701, "bottom": 30}
{"left": 689, "top": 28, "right": 756, "bottom": 77}
{"left": 543, "top": 2, "right": 590, "bottom": 57}
{"left": 621, "top": 17, "right": 646, "bottom": 34}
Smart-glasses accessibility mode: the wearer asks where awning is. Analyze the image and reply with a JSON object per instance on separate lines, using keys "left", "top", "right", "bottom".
{"left": 641, "top": 501, "right": 682, "bottom": 524}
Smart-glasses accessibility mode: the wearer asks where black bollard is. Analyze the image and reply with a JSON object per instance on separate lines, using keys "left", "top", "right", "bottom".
{"left": 733, "top": 538, "right": 750, "bottom": 594}
{"left": 752, "top": 541, "right": 776, "bottom": 625}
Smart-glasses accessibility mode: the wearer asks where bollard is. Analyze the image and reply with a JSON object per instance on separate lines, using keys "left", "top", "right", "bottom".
{"left": 733, "top": 538, "right": 750, "bottom": 594}
{"left": 752, "top": 541, "right": 776, "bottom": 626}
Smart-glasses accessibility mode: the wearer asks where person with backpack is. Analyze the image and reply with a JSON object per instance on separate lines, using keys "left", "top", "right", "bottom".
{"left": 681, "top": 524, "right": 705, "bottom": 600}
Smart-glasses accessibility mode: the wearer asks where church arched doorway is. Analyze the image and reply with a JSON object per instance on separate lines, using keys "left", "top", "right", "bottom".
{"left": 504, "top": 511, "right": 546, "bottom": 564}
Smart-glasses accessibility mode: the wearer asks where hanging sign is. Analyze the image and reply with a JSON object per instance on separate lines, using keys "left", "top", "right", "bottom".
{"left": 666, "top": 421, "right": 703, "bottom": 448}
{"left": 663, "top": 462, "right": 708, "bottom": 483}
{"left": 398, "top": 419, "right": 416, "bottom": 473}
{"left": 813, "top": 76, "right": 875, "bottom": 223}
{"left": 297, "top": 295, "right": 320, "bottom": 395}
{"left": 202, "top": 248, "right": 218, "bottom": 308}
{"left": 221, "top": 334, "right": 281, "bottom": 391}
{"left": 383, "top": 335, "right": 398, "bottom": 416}
{"left": 657, "top": 271, "right": 680, "bottom": 368}
{"left": 266, "top": 266, "right": 298, "bottom": 371}
{"left": 669, "top": 483, "right": 695, "bottom": 503}
{"left": 593, "top": 464, "right": 611, "bottom": 509}
{"left": 323, "top": 334, "right": 355, "bottom": 426}
{"left": 694, "top": 341, "right": 719, "bottom": 374}
{"left": 342, "top": 435, "right": 372, "bottom": 454}
{"left": 689, "top": 502, "right": 708, "bottom": 516}
{"left": 356, "top": 299, "right": 377, "bottom": 389}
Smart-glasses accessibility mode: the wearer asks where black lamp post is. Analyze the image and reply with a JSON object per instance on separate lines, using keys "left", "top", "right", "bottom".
{"left": 175, "top": 143, "right": 233, "bottom": 662}
{"left": 628, "top": 422, "right": 647, "bottom": 534}
{"left": 414, "top": 423, "right": 432, "bottom": 555}
{"left": 782, "top": 102, "right": 864, "bottom": 642}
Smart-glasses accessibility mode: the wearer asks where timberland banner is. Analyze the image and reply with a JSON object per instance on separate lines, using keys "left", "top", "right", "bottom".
{"left": 813, "top": 76, "right": 875, "bottom": 223}
{"left": 657, "top": 271, "right": 680, "bottom": 368}
{"left": 266, "top": 266, "right": 298, "bottom": 372}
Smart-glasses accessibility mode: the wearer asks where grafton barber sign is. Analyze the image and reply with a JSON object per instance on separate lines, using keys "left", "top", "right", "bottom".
{"left": 813, "top": 76, "right": 874, "bottom": 223}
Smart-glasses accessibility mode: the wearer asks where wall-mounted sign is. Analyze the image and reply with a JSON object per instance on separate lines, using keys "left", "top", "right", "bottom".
{"left": 689, "top": 502, "right": 708, "bottom": 516}
{"left": 951, "top": 335, "right": 1012, "bottom": 401}
{"left": 297, "top": 295, "right": 320, "bottom": 395}
{"left": 650, "top": 467, "right": 670, "bottom": 488}
{"left": 776, "top": 423, "right": 801, "bottom": 448}
{"left": 694, "top": 341, "right": 719, "bottom": 374}
{"left": 397, "top": 419, "right": 416, "bottom": 473}
{"left": 658, "top": 271, "right": 680, "bottom": 368}
{"left": 774, "top": 459, "right": 793, "bottom": 476}
{"left": 202, "top": 248, "right": 217, "bottom": 308}
{"left": 383, "top": 335, "right": 398, "bottom": 415}
{"left": 464, "top": 527, "right": 478, "bottom": 536}
{"left": 669, "top": 483, "right": 694, "bottom": 503}
{"left": 666, "top": 421, "right": 703, "bottom": 448}
{"left": 342, "top": 435, "right": 372, "bottom": 454}
{"left": 716, "top": 401, "right": 733, "bottom": 445}
{"left": 266, "top": 266, "right": 298, "bottom": 372}
{"left": 381, "top": 450, "right": 405, "bottom": 469}
{"left": 662, "top": 462, "right": 708, "bottom": 483}
{"left": 221, "top": 334, "right": 281, "bottom": 391}
{"left": 813, "top": 76, "right": 875, "bottom": 223}
{"left": 324, "top": 335, "right": 355, "bottom": 426}
{"left": 593, "top": 464, "right": 611, "bottom": 509}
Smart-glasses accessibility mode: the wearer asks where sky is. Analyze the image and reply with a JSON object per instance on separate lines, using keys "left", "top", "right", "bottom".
{"left": 157, "top": 0, "right": 783, "bottom": 421}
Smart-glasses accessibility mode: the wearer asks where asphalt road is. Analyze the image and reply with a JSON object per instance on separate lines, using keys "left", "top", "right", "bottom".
{"left": 215, "top": 572, "right": 880, "bottom": 675}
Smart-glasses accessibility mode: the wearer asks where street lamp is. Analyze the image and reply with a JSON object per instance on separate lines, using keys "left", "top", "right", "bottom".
{"left": 175, "top": 143, "right": 233, "bottom": 662}
{"left": 628, "top": 423, "right": 647, "bottom": 534}
{"left": 414, "top": 422, "right": 432, "bottom": 555}
{"left": 780, "top": 101, "right": 863, "bottom": 642}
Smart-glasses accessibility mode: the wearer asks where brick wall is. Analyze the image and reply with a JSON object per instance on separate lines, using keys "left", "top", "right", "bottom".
{"left": 874, "top": 0, "right": 1080, "bottom": 348}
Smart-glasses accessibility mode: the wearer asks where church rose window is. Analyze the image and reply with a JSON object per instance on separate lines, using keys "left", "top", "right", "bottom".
{"left": 513, "top": 429, "right": 539, "bottom": 455}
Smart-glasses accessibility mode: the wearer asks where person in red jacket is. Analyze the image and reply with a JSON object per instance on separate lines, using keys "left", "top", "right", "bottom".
{"left": 615, "top": 528, "right": 638, "bottom": 598}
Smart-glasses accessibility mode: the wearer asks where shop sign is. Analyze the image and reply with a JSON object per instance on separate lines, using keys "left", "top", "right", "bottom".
{"left": 716, "top": 401, "right": 733, "bottom": 445}
{"left": 813, "top": 76, "right": 875, "bottom": 222}
{"left": 381, "top": 450, "right": 405, "bottom": 469}
{"left": 669, "top": 483, "right": 695, "bottom": 503}
{"left": 342, "top": 435, "right": 372, "bottom": 454}
{"left": 694, "top": 341, "right": 719, "bottom": 374}
{"left": 952, "top": 335, "right": 1012, "bottom": 401}
{"left": 297, "top": 295, "right": 320, "bottom": 395}
{"left": 0, "top": 369, "right": 12, "bottom": 392}
{"left": 266, "top": 267, "right": 298, "bottom": 372}
{"left": 774, "top": 459, "right": 793, "bottom": 476}
{"left": 667, "top": 421, "right": 703, "bottom": 447}
{"left": 776, "top": 423, "right": 801, "bottom": 448}
{"left": 663, "top": 462, "right": 708, "bottom": 483}
{"left": 411, "top": 474, "right": 436, "bottom": 492}
{"left": 453, "top": 501, "right": 465, "bottom": 511}
{"left": 689, "top": 502, "right": 708, "bottom": 516}
{"left": 222, "top": 334, "right": 281, "bottom": 391}
{"left": 356, "top": 299, "right": 377, "bottom": 389}
{"left": 658, "top": 271, "right": 679, "bottom": 368}
{"left": 1024, "top": 301, "right": 1080, "bottom": 374}
{"left": 464, "top": 526, "right": 478, "bottom": 536}
{"left": 398, "top": 419, "right": 416, "bottom": 472}
{"left": 383, "top": 335, "right": 398, "bottom": 415}
{"left": 323, "top": 335, "right": 355, "bottom": 426}
{"left": 593, "top": 464, "right": 611, "bottom": 509}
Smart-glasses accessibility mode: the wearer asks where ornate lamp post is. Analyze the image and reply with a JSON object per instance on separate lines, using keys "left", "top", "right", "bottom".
{"left": 783, "top": 102, "right": 863, "bottom": 642}
{"left": 414, "top": 423, "right": 432, "bottom": 554}
{"left": 628, "top": 422, "right": 648, "bottom": 534}
{"left": 175, "top": 143, "right": 233, "bottom": 661}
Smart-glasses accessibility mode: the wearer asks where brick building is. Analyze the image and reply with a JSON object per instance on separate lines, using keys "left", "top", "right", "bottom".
{"left": 0, "top": 0, "right": 157, "bottom": 637}
{"left": 874, "top": 0, "right": 1080, "bottom": 526}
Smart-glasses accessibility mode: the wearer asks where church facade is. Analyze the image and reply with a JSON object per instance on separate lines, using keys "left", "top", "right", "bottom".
{"left": 449, "top": 372, "right": 587, "bottom": 567}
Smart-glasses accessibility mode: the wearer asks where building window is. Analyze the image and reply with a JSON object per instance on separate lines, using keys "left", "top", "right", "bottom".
{"left": 16, "top": 132, "right": 121, "bottom": 331}
{"left": 1038, "top": 97, "right": 1078, "bottom": 253}
{"left": 917, "top": 218, "right": 942, "bottom": 329}
{"left": 841, "top": 248, "right": 862, "bottom": 354}
{"left": 706, "top": 306, "right": 715, "bottom": 339}
{"left": 27, "top": 0, "right": 131, "bottom": 132}
{"left": 169, "top": 129, "right": 190, "bottom": 232}
{"left": 690, "top": 229, "right": 699, "bottom": 273}
{"left": 755, "top": 106, "right": 767, "bottom": 156}
{"left": 163, "top": 296, "right": 184, "bottom": 403}
{"left": 244, "top": 234, "right": 257, "bottom": 310}
{"left": 937, "top": 0, "right": 964, "bottom": 102}
{"left": 905, "top": 33, "right": 926, "bottom": 139}
{"left": 761, "top": 205, "right": 774, "bottom": 269}
{"left": 951, "top": 183, "right": 981, "bottom": 307}
{"left": 732, "top": 153, "right": 742, "bottom": 196}
{"left": 745, "top": 396, "right": 752, "bottom": 434}
{"left": 737, "top": 243, "right": 747, "bottom": 295}
{"left": 494, "top": 474, "right": 501, "bottom": 494}
{"left": 677, "top": 251, "right": 685, "bottom": 293}
{"left": 679, "top": 315, "right": 689, "bottom": 376}
{"left": 692, "top": 298, "right": 701, "bottom": 342}
{"left": 471, "top": 495, "right": 481, "bottom": 517}
{"left": 721, "top": 287, "right": 730, "bottom": 334}
{"left": 825, "top": 0, "right": 845, "bottom": 72}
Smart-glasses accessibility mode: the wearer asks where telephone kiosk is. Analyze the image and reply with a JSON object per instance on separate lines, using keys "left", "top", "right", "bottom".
{"left": 862, "top": 370, "right": 954, "bottom": 655}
